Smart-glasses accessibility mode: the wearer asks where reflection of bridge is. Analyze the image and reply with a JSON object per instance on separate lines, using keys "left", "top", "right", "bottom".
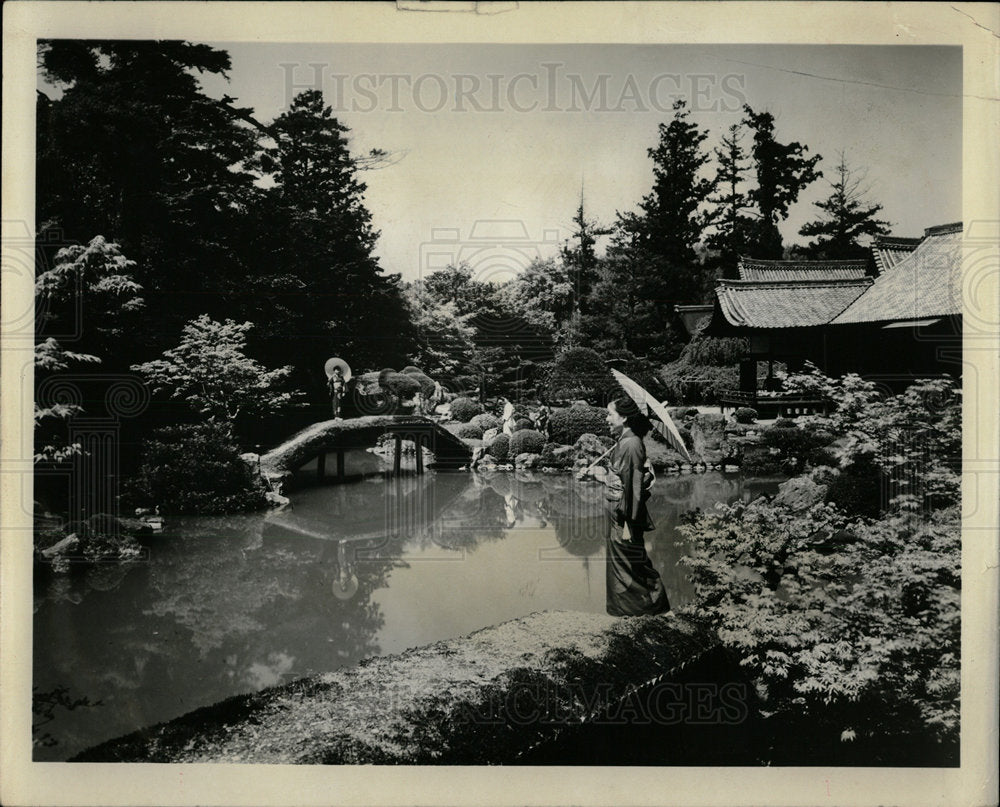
{"left": 260, "top": 416, "right": 472, "bottom": 484}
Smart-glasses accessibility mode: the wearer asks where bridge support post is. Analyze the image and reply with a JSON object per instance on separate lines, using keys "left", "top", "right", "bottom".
{"left": 415, "top": 435, "right": 424, "bottom": 475}
{"left": 337, "top": 449, "right": 345, "bottom": 479}
{"left": 317, "top": 452, "right": 326, "bottom": 481}
{"left": 393, "top": 435, "right": 402, "bottom": 476}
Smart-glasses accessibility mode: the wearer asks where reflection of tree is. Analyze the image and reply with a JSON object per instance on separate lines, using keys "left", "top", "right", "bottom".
{"left": 32, "top": 685, "right": 103, "bottom": 749}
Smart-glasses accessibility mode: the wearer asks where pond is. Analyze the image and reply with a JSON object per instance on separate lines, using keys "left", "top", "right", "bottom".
{"left": 33, "top": 463, "right": 782, "bottom": 760}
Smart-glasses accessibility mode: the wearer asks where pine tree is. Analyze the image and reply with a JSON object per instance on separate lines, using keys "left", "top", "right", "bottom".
{"left": 705, "top": 124, "right": 757, "bottom": 278}
{"left": 637, "top": 100, "right": 715, "bottom": 271}
{"left": 560, "top": 192, "right": 611, "bottom": 313}
{"left": 798, "top": 153, "right": 892, "bottom": 259}
{"left": 37, "top": 40, "right": 261, "bottom": 356}
{"left": 742, "top": 105, "right": 822, "bottom": 259}
{"left": 247, "top": 90, "right": 414, "bottom": 375}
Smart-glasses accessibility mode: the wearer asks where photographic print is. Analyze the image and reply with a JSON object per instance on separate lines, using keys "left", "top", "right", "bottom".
{"left": 2, "top": 3, "right": 998, "bottom": 806}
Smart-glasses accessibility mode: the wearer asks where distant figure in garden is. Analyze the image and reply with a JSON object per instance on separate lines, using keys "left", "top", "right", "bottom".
{"left": 501, "top": 399, "right": 516, "bottom": 435}
{"left": 531, "top": 404, "right": 550, "bottom": 440}
{"left": 429, "top": 381, "right": 445, "bottom": 415}
{"left": 327, "top": 366, "right": 345, "bottom": 419}
{"left": 597, "top": 397, "right": 670, "bottom": 617}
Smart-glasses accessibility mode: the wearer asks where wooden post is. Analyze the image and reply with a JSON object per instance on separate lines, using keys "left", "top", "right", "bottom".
{"left": 317, "top": 452, "right": 326, "bottom": 481}
{"left": 336, "top": 449, "right": 345, "bottom": 479}
{"left": 415, "top": 435, "right": 424, "bottom": 475}
{"left": 393, "top": 435, "right": 402, "bottom": 476}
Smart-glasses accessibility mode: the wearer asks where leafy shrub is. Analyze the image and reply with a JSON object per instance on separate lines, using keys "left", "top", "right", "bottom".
{"left": 470, "top": 413, "right": 500, "bottom": 432}
{"left": 509, "top": 429, "right": 545, "bottom": 457}
{"left": 548, "top": 403, "right": 608, "bottom": 445}
{"left": 401, "top": 365, "right": 423, "bottom": 375}
{"left": 678, "top": 496, "right": 960, "bottom": 759}
{"left": 817, "top": 459, "right": 885, "bottom": 518}
{"left": 128, "top": 422, "right": 267, "bottom": 514}
{"left": 381, "top": 372, "right": 421, "bottom": 399}
{"left": 455, "top": 422, "right": 484, "bottom": 439}
{"left": 773, "top": 417, "right": 798, "bottom": 428}
{"left": 660, "top": 362, "right": 739, "bottom": 405}
{"left": 513, "top": 417, "right": 533, "bottom": 432}
{"left": 487, "top": 433, "right": 510, "bottom": 461}
{"left": 677, "top": 373, "right": 962, "bottom": 761}
{"left": 734, "top": 407, "right": 758, "bottom": 424}
{"left": 761, "top": 422, "right": 835, "bottom": 474}
{"left": 450, "top": 396, "right": 483, "bottom": 422}
{"left": 545, "top": 347, "right": 611, "bottom": 403}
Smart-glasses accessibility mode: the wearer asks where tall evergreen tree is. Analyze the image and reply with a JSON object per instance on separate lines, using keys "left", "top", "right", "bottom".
{"left": 798, "top": 152, "right": 892, "bottom": 259}
{"left": 246, "top": 89, "right": 414, "bottom": 378}
{"left": 705, "top": 124, "right": 757, "bottom": 278}
{"left": 637, "top": 100, "right": 715, "bottom": 274}
{"left": 37, "top": 40, "right": 261, "bottom": 360}
{"left": 560, "top": 192, "right": 611, "bottom": 314}
{"left": 742, "top": 105, "right": 822, "bottom": 259}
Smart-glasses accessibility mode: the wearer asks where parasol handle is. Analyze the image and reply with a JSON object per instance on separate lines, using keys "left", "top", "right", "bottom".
{"left": 576, "top": 443, "right": 616, "bottom": 479}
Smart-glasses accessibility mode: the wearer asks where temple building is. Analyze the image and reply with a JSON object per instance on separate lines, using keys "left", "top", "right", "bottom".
{"left": 703, "top": 223, "right": 963, "bottom": 409}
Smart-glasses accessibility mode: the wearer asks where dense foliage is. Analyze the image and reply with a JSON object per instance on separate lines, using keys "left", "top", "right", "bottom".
{"left": 128, "top": 422, "right": 268, "bottom": 514}
{"left": 486, "top": 433, "right": 510, "bottom": 461}
{"left": 450, "top": 397, "right": 483, "bottom": 423}
{"left": 508, "top": 429, "right": 546, "bottom": 457}
{"left": 131, "top": 315, "right": 304, "bottom": 435}
{"left": 547, "top": 404, "right": 609, "bottom": 445}
{"left": 678, "top": 371, "right": 960, "bottom": 760}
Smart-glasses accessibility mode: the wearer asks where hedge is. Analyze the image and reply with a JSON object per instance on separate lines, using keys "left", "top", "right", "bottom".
{"left": 450, "top": 397, "right": 483, "bottom": 422}
{"left": 487, "top": 433, "right": 510, "bottom": 461}
{"left": 470, "top": 413, "right": 501, "bottom": 432}
{"left": 509, "top": 429, "right": 546, "bottom": 457}
{"left": 548, "top": 404, "right": 608, "bottom": 445}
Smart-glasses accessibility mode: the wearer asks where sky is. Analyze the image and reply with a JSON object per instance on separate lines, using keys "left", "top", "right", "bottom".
{"left": 80, "top": 43, "right": 968, "bottom": 283}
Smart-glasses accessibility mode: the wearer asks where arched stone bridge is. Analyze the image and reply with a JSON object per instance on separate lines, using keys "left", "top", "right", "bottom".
{"left": 259, "top": 415, "right": 472, "bottom": 485}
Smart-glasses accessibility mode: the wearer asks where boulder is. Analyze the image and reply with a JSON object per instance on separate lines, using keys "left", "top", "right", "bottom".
{"left": 573, "top": 433, "right": 613, "bottom": 467}
{"left": 515, "top": 452, "right": 542, "bottom": 469}
{"left": 774, "top": 476, "right": 828, "bottom": 511}
{"left": 265, "top": 491, "right": 291, "bottom": 507}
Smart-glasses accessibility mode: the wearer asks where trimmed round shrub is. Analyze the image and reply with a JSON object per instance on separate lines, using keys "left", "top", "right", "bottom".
{"left": 487, "top": 433, "right": 510, "bottom": 461}
{"left": 470, "top": 413, "right": 501, "bottom": 432}
{"left": 548, "top": 403, "right": 609, "bottom": 445}
{"left": 509, "top": 429, "right": 546, "bottom": 457}
{"left": 450, "top": 396, "right": 483, "bottom": 422}
{"left": 401, "top": 365, "right": 423, "bottom": 375}
{"left": 773, "top": 417, "right": 798, "bottom": 429}
{"left": 381, "top": 372, "right": 421, "bottom": 399}
{"left": 455, "top": 422, "right": 484, "bottom": 439}
{"left": 545, "top": 347, "right": 611, "bottom": 403}
{"left": 378, "top": 367, "right": 395, "bottom": 386}
{"left": 513, "top": 417, "right": 533, "bottom": 432}
{"left": 734, "top": 407, "right": 758, "bottom": 424}
{"left": 128, "top": 422, "right": 267, "bottom": 515}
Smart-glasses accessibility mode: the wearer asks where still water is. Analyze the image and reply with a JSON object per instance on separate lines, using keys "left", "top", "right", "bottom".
{"left": 33, "top": 466, "right": 781, "bottom": 760}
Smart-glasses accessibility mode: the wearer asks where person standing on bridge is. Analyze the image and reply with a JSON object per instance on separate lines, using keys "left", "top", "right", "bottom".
{"left": 325, "top": 357, "right": 352, "bottom": 420}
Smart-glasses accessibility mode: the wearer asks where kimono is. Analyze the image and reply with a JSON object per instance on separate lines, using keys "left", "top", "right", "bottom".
{"left": 603, "top": 428, "right": 670, "bottom": 617}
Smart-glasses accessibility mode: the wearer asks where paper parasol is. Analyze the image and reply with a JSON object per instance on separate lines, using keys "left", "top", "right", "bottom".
{"left": 610, "top": 368, "right": 692, "bottom": 462}
{"left": 324, "top": 357, "right": 352, "bottom": 382}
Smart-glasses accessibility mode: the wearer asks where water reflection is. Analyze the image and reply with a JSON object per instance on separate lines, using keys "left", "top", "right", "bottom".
{"left": 33, "top": 470, "right": 781, "bottom": 760}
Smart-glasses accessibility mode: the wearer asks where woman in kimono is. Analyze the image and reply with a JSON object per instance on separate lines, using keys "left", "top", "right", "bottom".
{"left": 601, "top": 396, "right": 670, "bottom": 617}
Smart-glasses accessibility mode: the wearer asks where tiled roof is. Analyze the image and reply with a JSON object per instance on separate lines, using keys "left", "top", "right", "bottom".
{"left": 872, "top": 235, "right": 921, "bottom": 274}
{"left": 714, "top": 278, "right": 872, "bottom": 329}
{"left": 737, "top": 257, "right": 870, "bottom": 282}
{"left": 832, "top": 229, "right": 962, "bottom": 324}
